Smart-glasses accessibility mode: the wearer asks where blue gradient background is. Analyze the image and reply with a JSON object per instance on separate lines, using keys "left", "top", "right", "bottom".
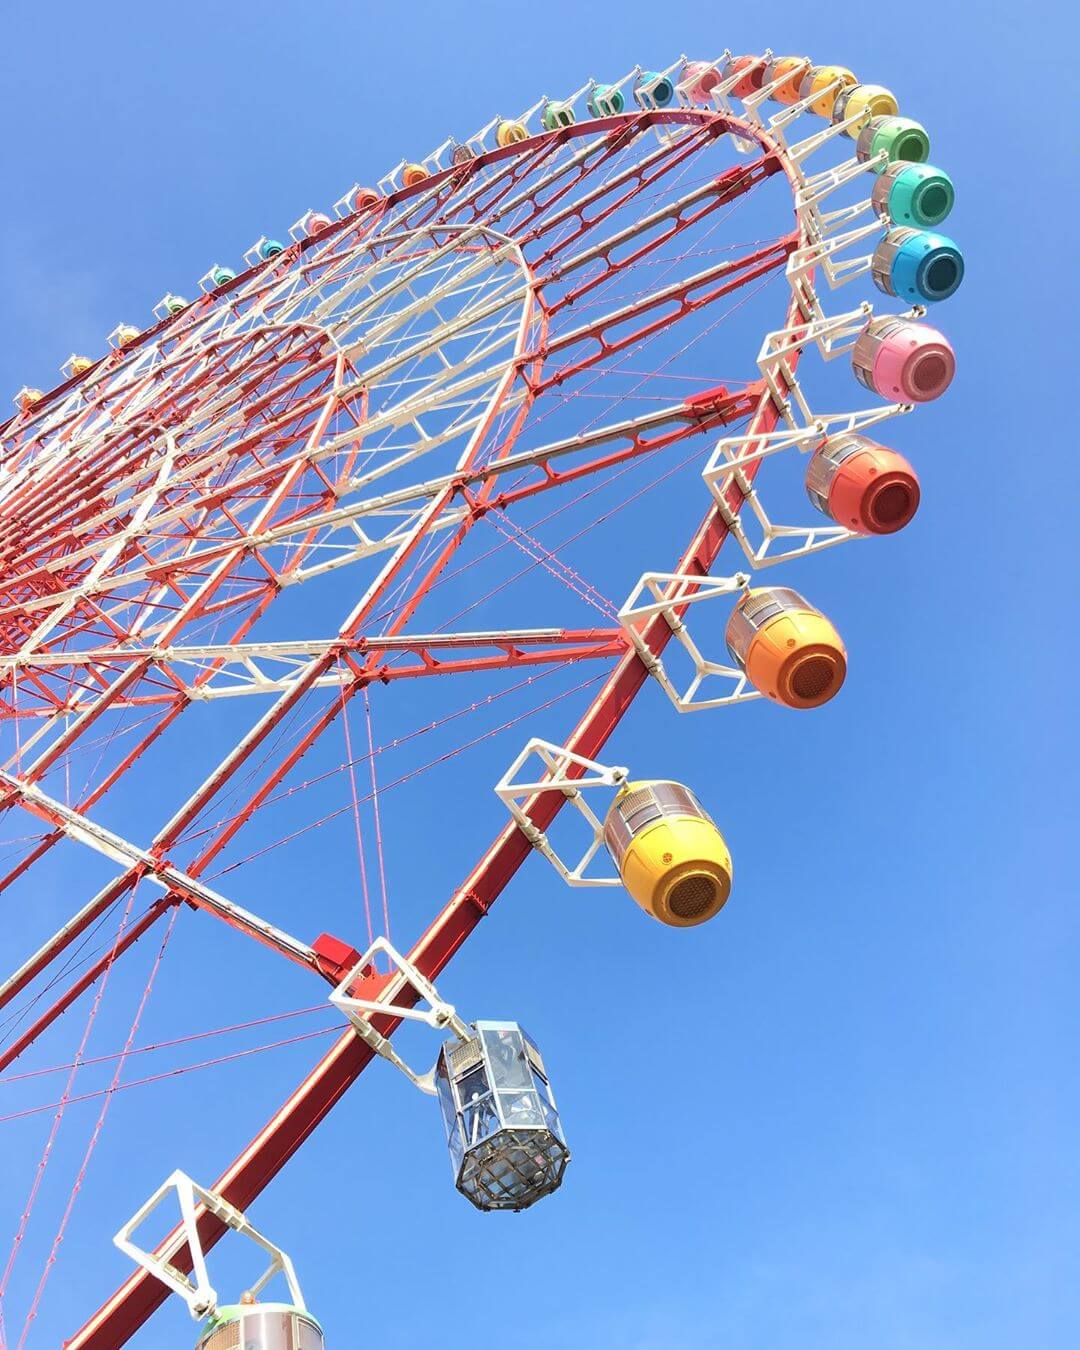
{"left": 0, "top": 2, "right": 1074, "bottom": 1347}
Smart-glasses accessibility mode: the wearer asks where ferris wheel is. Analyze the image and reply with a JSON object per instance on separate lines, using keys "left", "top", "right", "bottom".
{"left": 0, "top": 48, "right": 962, "bottom": 1349}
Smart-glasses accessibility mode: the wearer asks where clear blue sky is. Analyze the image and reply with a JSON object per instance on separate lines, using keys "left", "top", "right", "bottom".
{"left": 0, "top": 2, "right": 1075, "bottom": 1348}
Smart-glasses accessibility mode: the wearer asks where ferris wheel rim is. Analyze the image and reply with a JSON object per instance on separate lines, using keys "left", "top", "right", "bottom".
{"left": 3, "top": 91, "right": 832, "bottom": 1350}
{"left": 47, "top": 103, "right": 814, "bottom": 1348}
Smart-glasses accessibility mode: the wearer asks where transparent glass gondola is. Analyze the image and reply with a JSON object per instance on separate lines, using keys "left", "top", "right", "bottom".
{"left": 434, "top": 1021, "right": 569, "bottom": 1212}
{"left": 329, "top": 938, "right": 569, "bottom": 1214}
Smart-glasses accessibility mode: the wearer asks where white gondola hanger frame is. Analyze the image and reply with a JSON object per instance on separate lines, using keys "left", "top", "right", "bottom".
{"left": 113, "top": 1170, "right": 305, "bottom": 1321}
{"left": 329, "top": 935, "right": 471, "bottom": 1095}
{"left": 539, "top": 81, "right": 593, "bottom": 130}
{"left": 585, "top": 69, "right": 638, "bottom": 118}
{"left": 703, "top": 50, "right": 771, "bottom": 154}
{"left": 702, "top": 403, "right": 913, "bottom": 568}
{"left": 152, "top": 293, "right": 187, "bottom": 322}
{"left": 197, "top": 265, "right": 233, "bottom": 294}
{"left": 618, "top": 571, "right": 761, "bottom": 711}
{"left": 495, "top": 738, "right": 629, "bottom": 887}
{"left": 242, "top": 235, "right": 288, "bottom": 268}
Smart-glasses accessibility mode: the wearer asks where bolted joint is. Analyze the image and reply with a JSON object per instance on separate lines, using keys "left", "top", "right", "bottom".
{"left": 517, "top": 817, "right": 549, "bottom": 851}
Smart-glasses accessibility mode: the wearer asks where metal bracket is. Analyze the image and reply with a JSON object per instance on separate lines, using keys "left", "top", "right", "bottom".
{"left": 105, "top": 322, "right": 139, "bottom": 350}
{"left": 495, "top": 738, "right": 628, "bottom": 886}
{"left": 787, "top": 219, "right": 882, "bottom": 299}
{"left": 704, "top": 404, "right": 909, "bottom": 479}
{"left": 701, "top": 404, "right": 912, "bottom": 567}
{"left": 329, "top": 935, "right": 471, "bottom": 1094}
{"left": 756, "top": 304, "right": 879, "bottom": 416}
{"left": 713, "top": 490, "right": 858, "bottom": 568}
{"left": 152, "top": 294, "right": 188, "bottom": 323}
{"left": 243, "top": 236, "right": 286, "bottom": 268}
{"left": 705, "top": 51, "right": 768, "bottom": 154}
{"left": 288, "top": 210, "right": 330, "bottom": 243}
{"left": 198, "top": 265, "right": 234, "bottom": 295}
{"left": 618, "top": 571, "right": 759, "bottom": 710}
{"left": 464, "top": 114, "right": 502, "bottom": 154}
{"left": 113, "top": 1170, "right": 305, "bottom": 1320}
{"left": 377, "top": 160, "right": 408, "bottom": 195}
{"left": 738, "top": 58, "right": 812, "bottom": 126}
{"left": 586, "top": 69, "right": 636, "bottom": 117}
{"left": 511, "top": 96, "right": 547, "bottom": 133}
{"left": 422, "top": 136, "right": 456, "bottom": 173}
{"left": 784, "top": 105, "right": 871, "bottom": 168}
{"left": 797, "top": 152, "right": 883, "bottom": 213}
{"left": 542, "top": 81, "right": 593, "bottom": 124}
{"left": 61, "top": 353, "right": 95, "bottom": 382}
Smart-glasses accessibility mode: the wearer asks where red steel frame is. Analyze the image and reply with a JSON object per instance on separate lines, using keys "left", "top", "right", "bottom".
{"left": 0, "top": 105, "right": 810, "bottom": 1347}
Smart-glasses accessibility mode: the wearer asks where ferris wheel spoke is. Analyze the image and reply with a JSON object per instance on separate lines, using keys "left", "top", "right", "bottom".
{"left": 306, "top": 233, "right": 518, "bottom": 339}
{"left": 538, "top": 167, "right": 781, "bottom": 318}
{"left": 306, "top": 165, "right": 775, "bottom": 407}
{"left": 454, "top": 133, "right": 571, "bottom": 228}
{"left": 536, "top": 237, "right": 794, "bottom": 392}
{"left": 230, "top": 389, "right": 755, "bottom": 590}
{"left": 114, "top": 406, "right": 545, "bottom": 901}
{"left": 518, "top": 123, "right": 722, "bottom": 257}
{"left": 0, "top": 766, "right": 322, "bottom": 965}
{"left": 513, "top": 128, "right": 716, "bottom": 261}
{"left": 349, "top": 260, "right": 525, "bottom": 364}
{"left": 490, "top": 123, "right": 663, "bottom": 243}
{"left": 67, "top": 332, "right": 538, "bottom": 882}
{"left": 412, "top": 121, "right": 644, "bottom": 274}
{"left": 1, "top": 627, "right": 625, "bottom": 714}
{"left": 270, "top": 210, "right": 512, "bottom": 344}
{"left": 2, "top": 339, "right": 341, "bottom": 578}
{"left": 0, "top": 370, "right": 527, "bottom": 623}
{"left": 2, "top": 450, "right": 324, "bottom": 799}
{"left": 227, "top": 384, "right": 757, "bottom": 562}
{"left": 476, "top": 115, "right": 700, "bottom": 246}
{"left": 420, "top": 124, "right": 601, "bottom": 237}
{"left": 0, "top": 657, "right": 342, "bottom": 1026}
{"left": 339, "top": 279, "right": 529, "bottom": 387}
{"left": 0, "top": 869, "right": 326, "bottom": 1081}
{"left": 0, "top": 408, "right": 342, "bottom": 623}
{"left": 0, "top": 137, "right": 750, "bottom": 640}
{"left": 18, "top": 435, "right": 182, "bottom": 655}
{"left": 0, "top": 375, "right": 754, "bottom": 641}
{"left": 0, "top": 703, "right": 181, "bottom": 907}
{"left": 0, "top": 896, "right": 176, "bottom": 1075}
